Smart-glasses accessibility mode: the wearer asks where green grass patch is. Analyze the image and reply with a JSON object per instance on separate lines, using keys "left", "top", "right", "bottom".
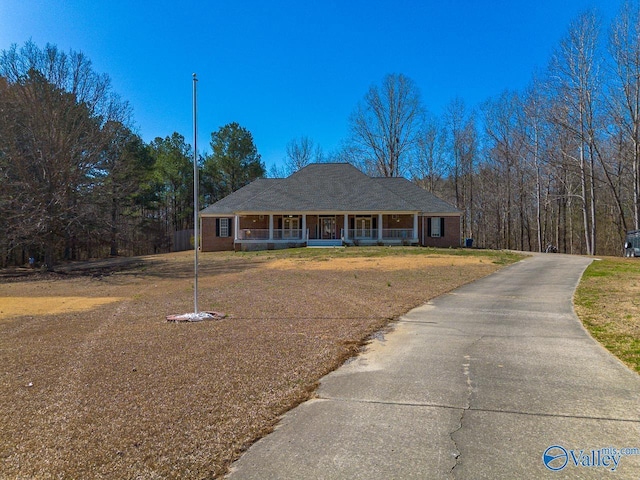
{"left": 236, "top": 246, "right": 524, "bottom": 265}
{"left": 575, "top": 256, "right": 640, "bottom": 373}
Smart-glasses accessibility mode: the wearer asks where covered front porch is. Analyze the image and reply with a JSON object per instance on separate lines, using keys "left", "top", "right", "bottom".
{"left": 233, "top": 213, "right": 420, "bottom": 249}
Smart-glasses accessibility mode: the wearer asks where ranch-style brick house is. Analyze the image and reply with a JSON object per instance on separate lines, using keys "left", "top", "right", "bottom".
{"left": 200, "top": 163, "right": 461, "bottom": 251}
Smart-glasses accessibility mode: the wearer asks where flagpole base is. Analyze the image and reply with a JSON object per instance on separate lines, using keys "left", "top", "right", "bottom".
{"left": 166, "top": 311, "right": 226, "bottom": 322}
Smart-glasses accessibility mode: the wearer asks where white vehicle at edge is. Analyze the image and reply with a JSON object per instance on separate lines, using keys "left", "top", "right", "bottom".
{"left": 624, "top": 230, "right": 640, "bottom": 257}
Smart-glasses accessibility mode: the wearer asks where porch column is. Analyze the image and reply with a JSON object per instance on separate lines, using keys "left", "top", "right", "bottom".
{"left": 302, "top": 215, "right": 307, "bottom": 240}
{"left": 343, "top": 214, "right": 349, "bottom": 240}
{"left": 234, "top": 215, "right": 240, "bottom": 240}
{"left": 413, "top": 214, "right": 419, "bottom": 240}
{"left": 268, "top": 214, "right": 273, "bottom": 240}
{"left": 378, "top": 214, "right": 383, "bottom": 240}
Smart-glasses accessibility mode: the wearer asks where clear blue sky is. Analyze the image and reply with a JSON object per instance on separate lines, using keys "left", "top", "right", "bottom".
{"left": 0, "top": 0, "right": 622, "bottom": 172}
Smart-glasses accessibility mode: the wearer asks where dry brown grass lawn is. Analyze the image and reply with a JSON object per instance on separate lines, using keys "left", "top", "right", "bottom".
{"left": 0, "top": 297, "right": 123, "bottom": 319}
{"left": 0, "top": 248, "right": 520, "bottom": 479}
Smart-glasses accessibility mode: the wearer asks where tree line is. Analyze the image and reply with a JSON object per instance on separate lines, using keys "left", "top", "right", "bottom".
{"left": 3, "top": 3, "right": 639, "bottom": 266}
{"left": 0, "top": 41, "right": 264, "bottom": 268}
{"left": 325, "top": 3, "right": 640, "bottom": 256}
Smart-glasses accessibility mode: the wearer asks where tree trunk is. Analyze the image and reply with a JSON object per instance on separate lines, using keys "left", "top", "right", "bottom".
{"left": 110, "top": 196, "right": 118, "bottom": 256}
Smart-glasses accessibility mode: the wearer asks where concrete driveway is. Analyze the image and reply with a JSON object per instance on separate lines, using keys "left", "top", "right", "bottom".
{"left": 226, "top": 254, "right": 640, "bottom": 479}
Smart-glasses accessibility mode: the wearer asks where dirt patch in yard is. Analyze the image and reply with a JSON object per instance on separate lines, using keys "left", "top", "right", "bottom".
{"left": 265, "top": 254, "right": 484, "bottom": 271}
{"left": 0, "top": 248, "right": 521, "bottom": 479}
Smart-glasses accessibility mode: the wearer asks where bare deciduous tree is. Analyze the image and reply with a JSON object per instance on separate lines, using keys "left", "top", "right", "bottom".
{"left": 444, "top": 98, "right": 477, "bottom": 239}
{"left": 0, "top": 41, "right": 130, "bottom": 267}
{"left": 521, "top": 79, "right": 547, "bottom": 252}
{"left": 411, "top": 115, "right": 447, "bottom": 195}
{"left": 610, "top": 0, "right": 640, "bottom": 230}
{"left": 348, "top": 73, "right": 424, "bottom": 177}
{"left": 482, "top": 91, "right": 527, "bottom": 250}
{"left": 547, "top": 11, "right": 602, "bottom": 255}
{"left": 284, "top": 136, "right": 323, "bottom": 175}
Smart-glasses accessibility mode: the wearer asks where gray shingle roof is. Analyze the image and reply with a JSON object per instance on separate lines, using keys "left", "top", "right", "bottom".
{"left": 200, "top": 163, "right": 460, "bottom": 215}
{"left": 371, "top": 177, "right": 460, "bottom": 214}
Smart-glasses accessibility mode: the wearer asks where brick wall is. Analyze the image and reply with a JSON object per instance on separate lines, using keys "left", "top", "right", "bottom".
{"left": 240, "top": 215, "right": 268, "bottom": 230}
{"left": 201, "top": 217, "right": 234, "bottom": 252}
{"left": 383, "top": 214, "right": 413, "bottom": 229}
{"left": 306, "top": 216, "right": 318, "bottom": 238}
{"left": 421, "top": 216, "right": 461, "bottom": 248}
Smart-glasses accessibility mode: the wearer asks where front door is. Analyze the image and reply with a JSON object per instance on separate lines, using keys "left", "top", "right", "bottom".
{"left": 283, "top": 217, "right": 299, "bottom": 239}
{"left": 321, "top": 217, "right": 336, "bottom": 239}
{"left": 356, "top": 217, "right": 372, "bottom": 239}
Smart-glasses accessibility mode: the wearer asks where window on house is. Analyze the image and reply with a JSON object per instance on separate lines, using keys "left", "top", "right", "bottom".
{"left": 430, "top": 217, "right": 442, "bottom": 237}
{"left": 219, "top": 218, "right": 230, "bottom": 237}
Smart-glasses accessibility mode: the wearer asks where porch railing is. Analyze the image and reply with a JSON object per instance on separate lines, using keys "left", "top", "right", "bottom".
{"left": 237, "top": 229, "right": 269, "bottom": 240}
{"left": 237, "top": 229, "right": 306, "bottom": 240}
{"left": 237, "top": 228, "right": 415, "bottom": 242}
{"left": 348, "top": 229, "right": 374, "bottom": 239}
{"left": 274, "top": 229, "right": 304, "bottom": 240}
{"left": 346, "top": 228, "right": 415, "bottom": 240}
{"left": 383, "top": 228, "right": 414, "bottom": 239}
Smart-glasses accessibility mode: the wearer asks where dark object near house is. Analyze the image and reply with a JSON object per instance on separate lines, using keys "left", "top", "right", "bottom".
{"left": 624, "top": 230, "right": 640, "bottom": 257}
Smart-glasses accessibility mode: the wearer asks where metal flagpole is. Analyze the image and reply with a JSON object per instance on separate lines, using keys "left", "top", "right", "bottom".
{"left": 164, "top": 74, "right": 224, "bottom": 322}
{"left": 192, "top": 73, "right": 199, "bottom": 314}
